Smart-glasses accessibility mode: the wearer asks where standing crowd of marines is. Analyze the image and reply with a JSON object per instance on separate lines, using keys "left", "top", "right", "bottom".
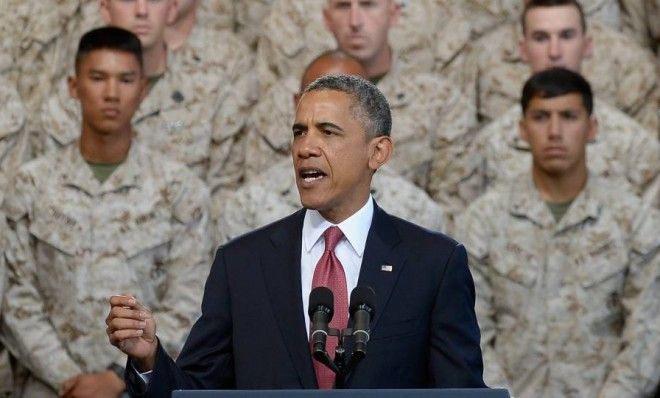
{"left": 0, "top": 0, "right": 657, "bottom": 397}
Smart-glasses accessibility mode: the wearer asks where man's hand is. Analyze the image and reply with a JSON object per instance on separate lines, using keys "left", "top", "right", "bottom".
{"left": 58, "top": 371, "right": 125, "bottom": 398}
{"left": 106, "top": 295, "right": 158, "bottom": 372}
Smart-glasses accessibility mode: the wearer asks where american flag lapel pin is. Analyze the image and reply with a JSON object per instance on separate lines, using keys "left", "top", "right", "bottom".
{"left": 380, "top": 264, "right": 393, "bottom": 272}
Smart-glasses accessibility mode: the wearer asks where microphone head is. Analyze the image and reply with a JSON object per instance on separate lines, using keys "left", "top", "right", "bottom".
{"left": 349, "top": 286, "right": 376, "bottom": 316}
{"left": 309, "top": 286, "right": 334, "bottom": 318}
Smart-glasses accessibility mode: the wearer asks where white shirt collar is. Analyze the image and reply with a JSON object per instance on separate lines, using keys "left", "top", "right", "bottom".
{"left": 302, "top": 196, "right": 374, "bottom": 257}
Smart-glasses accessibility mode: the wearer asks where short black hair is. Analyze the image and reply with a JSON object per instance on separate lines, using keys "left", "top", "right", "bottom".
{"left": 304, "top": 74, "right": 392, "bottom": 138}
{"left": 75, "top": 26, "right": 143, "bottom": 74}
{"left": 521, "top": 0, "right": 587, "bottom": 34}
{"left": 521, "top": 67, "right": 593, "bottom": 115}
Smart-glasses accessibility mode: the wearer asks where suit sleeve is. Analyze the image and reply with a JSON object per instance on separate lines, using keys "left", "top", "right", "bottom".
{"left": 126, "top": 246, "right": 235, "bottom": 397}
{"left": 428, "top": 242, "right": 486, "bottom": 388}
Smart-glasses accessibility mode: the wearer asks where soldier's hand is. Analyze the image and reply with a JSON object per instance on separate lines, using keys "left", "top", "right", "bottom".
{"left": 59, "top": 371, "right": 124, "bottom": 398}
{"left": 106, "top": 295, "right": 158, "bottom": 372}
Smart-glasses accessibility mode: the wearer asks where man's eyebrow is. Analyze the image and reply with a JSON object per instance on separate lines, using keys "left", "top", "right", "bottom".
{"left": 317, "top": 121, "right": 344, "bottom": 132}
{"left": 292, "top": 122, "right": 307, "bottom": 131}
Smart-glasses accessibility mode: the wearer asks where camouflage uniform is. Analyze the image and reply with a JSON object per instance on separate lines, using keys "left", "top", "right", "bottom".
{"left": 38, "top": 24, "right": 256, "bottom": 210}
{"left": 1, "top": 142, "right": 211, "bottom": 397}
{"left": 216, "top": 160, "right": 444, "bottom": 244}
{"left": 197, "top": 0, "right": 236, "bottom": 33}
{"left": 246, "top": 55, "right": 476, "bottom": 215}
{"left": 454, "top": 102, "right": 660, "bottom": 208}
{"left": 464, "top": 20, "right": 659, "bottom": 131}
{"left": 255, "top": 0, "right": 472, "bottom": 94}
{"left": 455, "top": 173, "right": 660, "bottom": 398}
{"left": 233, "top": 0, "right": 274, "bottom": 49}
{"left": 620, "top": 0, "right": 660, "bottom": 55}
{"left": 0, "top": 208, "right": 11, "bottom": 397}
{"left": 0, "top": 76, "right": 30, "bottom": 182}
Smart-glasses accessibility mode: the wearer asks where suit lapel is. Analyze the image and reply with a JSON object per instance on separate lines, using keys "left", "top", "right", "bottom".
{"left": 260, "top": 209, "right": 317, "bottom": 388}
{"left": 356, "top": 205, "right": 405, "bottom": 337}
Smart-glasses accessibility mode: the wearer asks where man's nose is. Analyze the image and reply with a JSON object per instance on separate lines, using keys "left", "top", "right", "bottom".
{"left": 135, "top": 0, "right": 149, "bottom": 17}
{"left": 349, "top": 3, "right": 364, "bottom": 29}
{"left": 548, "top": 36, "right": 562, "bottom": 60}
{"left": 294, "top": 132, "right": 322, "bottom": 158}
{"left": 103, "top": 79, "right": 119, "bottom": 101}
{"left": 548, "top": 114, "right": 562, "bottom": 139}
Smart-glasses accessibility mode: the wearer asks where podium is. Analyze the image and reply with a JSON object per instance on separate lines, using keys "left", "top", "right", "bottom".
{"left": 173, "top": 389, "right": 510, "bottom": 398}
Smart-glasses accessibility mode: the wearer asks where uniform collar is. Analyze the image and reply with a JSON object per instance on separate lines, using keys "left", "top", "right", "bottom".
{"left": 509, "top": 172, "right": 601, "bottom": 233}
{"left": 59, "top": 141, "right": 142, "bottom": 196}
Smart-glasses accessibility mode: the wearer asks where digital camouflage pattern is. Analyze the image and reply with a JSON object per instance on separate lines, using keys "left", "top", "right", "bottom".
{"left": 463, "top": 20, "right": 659, "bottom": 131}
{"left": 620, "top": 0, "right": 660, "bottom": 55}
{"left": 456, "top": 173, "right": 660, "bottom": 398}
{"left": 216, "top": 160, "right": 444, "bottom": 244}
{"left": 1, "top": 142, "right": 211, "bottom": 397}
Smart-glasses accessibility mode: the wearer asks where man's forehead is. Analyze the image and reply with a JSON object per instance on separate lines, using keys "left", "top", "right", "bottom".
{"left": 79, "top": 49, "right": 141, "bottom": 72}
{"left": 295, "top": 90, "right": 353, "bottom": 119}
{"left": 526, "top": 93, "right": 585, "bottom": 110}
{"left": 525, "top": 6, "right": 582, "bottom": 32}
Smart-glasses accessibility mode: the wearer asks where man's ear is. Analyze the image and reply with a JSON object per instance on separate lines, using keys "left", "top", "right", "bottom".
{"left": 587, "top": 115, "right": 598, "bottom": 142}
{"left": 582, "top": 34, "right": 594, "bottom": 59}
{"left": 368, "top": 135, "right": 393, "bottom": 171}
{"left": 518, "top": 116, "right": 530, "bottom": 143}
{"left": 99, "top": 0, "right": 112, "bottom": 24}
{"left": 519, "top": 38, "right": 529, "bottom": 63}
{"left": 388, "top": 0, "right": 401, "bottom": 27}
{"left": 68, "top": 75, "right": 79, "bottom": 100}
{"left": 166, "top": 0, "right": 179, "bottom": 25}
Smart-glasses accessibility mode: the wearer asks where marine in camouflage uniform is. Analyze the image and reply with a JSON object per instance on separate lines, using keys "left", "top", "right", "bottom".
{"left": 38, "top": 22, "right": 256, "bottom": 226}
{"left": 216, "top": 160, "right": 444, "bottom": 244}
{"left": 255, "top": 0, "right": 472, "bottom": 94}
{"left": 1, "top": 142, "right": 211, "bottom": 397}
{"left": 444, "top": 102, "right": 660, "bottom": 208}
{"left": 456, "top": 173, "right": 660, "bottom": 397}
{"left": 464, "top": 19, "right": 658, "bottom": 131}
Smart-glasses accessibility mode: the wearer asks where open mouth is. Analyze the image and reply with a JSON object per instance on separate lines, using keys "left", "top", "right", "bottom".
{"left": 299, "top": 168, "right": 327, "bottom": 183}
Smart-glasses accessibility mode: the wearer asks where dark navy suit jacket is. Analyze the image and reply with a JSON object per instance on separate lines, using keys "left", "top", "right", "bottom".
{"left": 127, "top": 203, "right": 485, "bottom": 396}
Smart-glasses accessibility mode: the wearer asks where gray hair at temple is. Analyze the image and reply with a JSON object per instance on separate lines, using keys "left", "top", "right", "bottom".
{"left": 303, "top": 74, "right": 392, "bottom": 138}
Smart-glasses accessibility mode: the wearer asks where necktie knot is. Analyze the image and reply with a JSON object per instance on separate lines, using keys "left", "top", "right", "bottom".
{"left": 323, "top": 226, "right": 343, "bottom": 253}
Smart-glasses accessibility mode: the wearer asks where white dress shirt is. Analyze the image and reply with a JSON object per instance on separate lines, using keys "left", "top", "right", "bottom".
{"left": 300, "top": 196, "right": 374, "bottom": 335}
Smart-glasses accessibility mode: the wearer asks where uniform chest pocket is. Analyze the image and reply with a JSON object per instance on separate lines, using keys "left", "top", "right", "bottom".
{"left": 576, "top": 238, "right": 628, "bottom": 290}
{"left": 29, "top": 206, "right": 84, "bottom": 256}
{"left": 490, "top": 243, "right": 540, "bottom": 288}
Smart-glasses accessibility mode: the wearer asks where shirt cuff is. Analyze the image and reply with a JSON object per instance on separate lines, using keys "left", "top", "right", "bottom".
{"left": 130, "top": 361, "right": 153, "bottom": 385}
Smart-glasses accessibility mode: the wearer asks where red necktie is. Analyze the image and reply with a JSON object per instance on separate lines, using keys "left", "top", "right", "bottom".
{"left": 311, "top": 226, "right": 348, "bottom": 389}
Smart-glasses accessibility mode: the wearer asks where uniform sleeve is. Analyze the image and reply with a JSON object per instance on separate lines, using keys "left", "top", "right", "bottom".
{"left": 454, "top": 206, "right": 513, "bottom": 391}
{"left": 597, "top": 205, "right": 660, "bottom": 397}
{"left": 0, "top": 170, "right": 82, "bottom": 390}
{"left": 622, "top": 127, "right": 659, "bottom": 208}
{"left": 149, "top": 172, "right": 213, "bottom": 359}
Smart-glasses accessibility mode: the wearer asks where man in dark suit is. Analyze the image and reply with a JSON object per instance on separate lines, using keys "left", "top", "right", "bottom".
{"left": 105, "top": 74, "right": 485, "bottom": 395}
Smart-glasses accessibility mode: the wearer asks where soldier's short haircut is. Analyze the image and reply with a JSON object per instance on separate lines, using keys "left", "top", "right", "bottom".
{"left": 521, "top": 67, "right": 593, "bottom": 115}
{"left": 304, "top": 74, "right": 392, "bottom": 138}
{"left": 75, "top": 26, "right": 143, "bottom": 74}
{"left": 521, "top": 0, "right": 587, "bottom": 34}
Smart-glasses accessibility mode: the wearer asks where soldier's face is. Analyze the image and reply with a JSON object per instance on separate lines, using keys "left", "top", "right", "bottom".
{"left": 69, "top": 49, "right": 145, "bottom": 137}
{"left": 520, "top": 5, "right": 592, "bottom": 73}
{"left": 292, "top": 89, "right": 391, "bottom": 223}
{"left": 519, "top": 93, "right": 597, "bottom": 177}
{"left": 100, "top": 0, "right": 177, "bottom": 50}
{"left": 323, "top": 0, "right": 399, "bottom": 68}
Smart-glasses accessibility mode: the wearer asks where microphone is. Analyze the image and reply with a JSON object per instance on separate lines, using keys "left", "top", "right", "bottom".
{"left": 348, "top": 286, "right": 376, "bottom": 365}
{"left": 308, "top": 287, "right": 338, "bottom": 373}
